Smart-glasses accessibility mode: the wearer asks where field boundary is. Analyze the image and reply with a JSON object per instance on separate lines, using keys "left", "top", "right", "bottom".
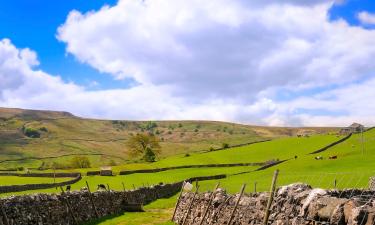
{"left": 0, "top": 173, "right": 82, "bottom": 194}
{"left": 308, "top": 133, "right": 352, "bottom": 155}
{"left": 198, "top": 139, "right": 271, "bottom": 153}
{"left": 0, "top": 174, "right": 227, "bottom": 225}
{"left": 117, "top": 162, "right": 267, "bottom": 176}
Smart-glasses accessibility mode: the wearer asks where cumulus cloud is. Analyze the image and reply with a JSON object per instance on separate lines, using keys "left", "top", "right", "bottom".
{"left": 57, "top": 0, "right": 375, "bottom": 102}
{"left": 358, "top": 11, "right": 375, "bottom": 25}
{"left": 1, "top": 0, "right": 375, "bottom": 126}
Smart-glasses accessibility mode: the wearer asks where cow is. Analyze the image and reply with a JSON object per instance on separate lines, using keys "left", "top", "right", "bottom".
{"left": 315, "top": 156, "right": 323, "bottom": 160}
{"left": 329, "top": 155, "right": 338, "bottom": 159}
{"left": 294, "top": 155, "right": 298, "bottom": 160}
{"left": 80, "top": 187, "right": 88, "bottom": 191}
{"left": 97, "top": 184, "right": 107, "bottom": 190}
{"left": 66, "top": 185, "right": 71, "bottom": 192}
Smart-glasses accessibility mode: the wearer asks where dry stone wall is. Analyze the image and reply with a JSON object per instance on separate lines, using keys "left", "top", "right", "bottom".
{"left": 0, "top": 173, "right": 82, "bottom": 194}
{"left": 173, "top": 183, "right": 375, "bottom": 225}
{"left": 0, "top": 182, "right": 182, "bottom": 225}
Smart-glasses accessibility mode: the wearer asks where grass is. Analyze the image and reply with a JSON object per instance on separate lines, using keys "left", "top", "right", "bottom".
{"left": 0, "top": 176, "right": 71, "bottom": 185}
{"left": 0, "top": 107, "right": 338, "bottom": 169}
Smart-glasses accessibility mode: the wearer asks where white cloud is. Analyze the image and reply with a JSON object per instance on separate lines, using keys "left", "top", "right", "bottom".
{"left": 1, "top": 0, "right": 375, "bottom": 126}
{"left": 358, "top": 11, "right": 375, "bottom": 25}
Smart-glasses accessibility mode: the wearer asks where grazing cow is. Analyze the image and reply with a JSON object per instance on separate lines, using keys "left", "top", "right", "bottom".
{"left": 329, "top": 155, "right": 338, "bottom": 159}
{"left": 80, "top": 187, "right": 88, "bottom": 191}
{"left": 315, "top": 156, "right": 323, "bottom": 160}
{"left": 97, "top": 184, "right": 107, "bottom": 190}
{"left": 66, "top": 185, "right": 71, "bottom": 192}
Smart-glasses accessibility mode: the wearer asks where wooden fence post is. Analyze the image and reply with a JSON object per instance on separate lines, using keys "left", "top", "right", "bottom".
{"left": 59, "top": 187, "right": 78, "bottom": 225}
{"left": 122, "top": 182, "right": 126, "bottom": 191}
{"left": 182, "top": 183, "right": 200, "bottom": 225}
{"left": 198, "top": 183, "right": 220, "bottom": 225}
{"left": 334, "top": 179, "right": 337, "bottom": 189}
{"left": 133, "top": 184, "right": 136, "bottom": 190}
{"left": 227, "top": 184, "right": 246, "bottom": 225}
{"left": 262, "top": 170, "right": 279, "bottom": 225}
{"left": 86, "top": 181, "right": 100, "bottom": 218}
{"left": 254, "top": 182, "right": 257, "bottom": 193}
{"left": 171, "top": 182, "right": 186, "bottom": 222}
{"left": 107, "top": 183, "right": 110, "bottom": 191}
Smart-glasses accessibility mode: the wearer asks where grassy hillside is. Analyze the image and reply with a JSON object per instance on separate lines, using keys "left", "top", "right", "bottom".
{"left": 0, "top": 107, "right": 338, "bottom": 169}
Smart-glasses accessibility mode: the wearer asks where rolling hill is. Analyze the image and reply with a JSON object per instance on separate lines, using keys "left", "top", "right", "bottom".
{"left": 0, "top": 107, "right": 338, "bottom": 170}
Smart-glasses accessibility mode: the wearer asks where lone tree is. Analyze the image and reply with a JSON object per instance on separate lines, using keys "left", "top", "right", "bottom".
{"left": 126, "top": 133, "right": 161, "bottom": 162}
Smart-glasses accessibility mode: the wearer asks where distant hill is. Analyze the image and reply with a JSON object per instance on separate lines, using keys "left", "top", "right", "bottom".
{"left": 0, "top": 107, "right": 339, "bottom": 169}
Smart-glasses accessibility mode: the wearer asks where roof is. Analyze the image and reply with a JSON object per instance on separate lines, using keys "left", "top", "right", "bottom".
{"left": 349, "top": 123, "right": 364, "bottom": 128}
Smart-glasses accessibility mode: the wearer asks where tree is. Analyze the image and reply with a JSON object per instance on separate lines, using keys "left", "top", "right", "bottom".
{"left": 126, "top": 133, "right": 161, "bottom": 160}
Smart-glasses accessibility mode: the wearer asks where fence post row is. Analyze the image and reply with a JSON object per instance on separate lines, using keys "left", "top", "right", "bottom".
{"left": 198, "top": 182, "right": 220, "bottom": 225}
{"left": 262, "top": 170, "right": 279, "bottom": 225}
{"left": 227, "top": 184, "right": 246, "bottom": 225}
{"left": 86, "top": 181, "right": 100, "bottom": 218}
{"left": 182, "top": 183, "right": 200, "bottom": 225}
{"left": 171, "top": 182, "right": 186, "bottom": 222}
{"left": 59, "top": 186, "right": 78, "bottom": 225}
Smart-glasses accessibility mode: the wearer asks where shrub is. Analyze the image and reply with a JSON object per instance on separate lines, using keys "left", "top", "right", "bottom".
{"left": 222, "top": 143, "right": 229, "bottom": 149}
{"left": 70, "top": 156, "right": 91, "bottom": 168}
{"left": 108, "top": 159, "right": 117, "bottom": 166}
{"left": 39, "top": 127, "right": 48, "bottom": 132}
{"left": 23, "top": 127, "right": 41, "bottom": 138}
{"left": 168, "top": 131, "right": 172, "bottom": 135}
{"left": 194, "top": 129, "right": 199, "bottom": 132}
{"left": 184, "top": 153, "right": 190, "bottom": 157}
{"left": 209, "top": 147, "right": 215, "bottom": 151}
{"left": 178, "top": 123, "right": 183, "bottom": 128}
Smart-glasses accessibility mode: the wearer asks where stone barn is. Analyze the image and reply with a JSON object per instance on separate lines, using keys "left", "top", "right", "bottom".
{"left": 100, "top": 166, "right": 113, "bottom": 176}
{"left": 340, "top": 123, "right": 364, "bottom": 135}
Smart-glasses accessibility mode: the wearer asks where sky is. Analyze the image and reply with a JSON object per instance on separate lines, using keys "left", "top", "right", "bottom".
{"left": 0, "top": 0, "right": 375, "bottom": 126}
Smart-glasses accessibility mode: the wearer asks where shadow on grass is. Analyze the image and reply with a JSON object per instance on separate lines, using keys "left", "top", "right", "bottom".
{"left": 83, "top": 213, "right": 126, "bottom": 225}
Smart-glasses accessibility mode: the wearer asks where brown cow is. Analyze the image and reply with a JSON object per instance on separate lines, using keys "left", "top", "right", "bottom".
{"left": 329, "top": 155, "right": 337, "bottom": 159}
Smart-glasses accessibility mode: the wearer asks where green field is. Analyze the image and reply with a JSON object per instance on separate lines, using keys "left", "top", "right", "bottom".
{"left": 2, "top": 108, "right": 373, "bottom": 225}
{"left": 0, "top": 107, "right": 337, "bottom": 169}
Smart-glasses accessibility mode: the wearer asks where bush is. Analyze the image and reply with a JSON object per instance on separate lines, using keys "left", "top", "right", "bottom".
{"left": 194, "top": 129, "right": 199, "bottom": 132}
{"left": 70, "top": 156, "right": 91, "bottom": 168}
{"left": 222, "top": 143, "right": 229, "bottom": 149}
{"left": 209, "top": 147, "right": 215, "bottom": 151}
{"left": 23, "top": 127, "right": 41, "bottom": 138}
{"left": 168, "top": 131, "right": 172, "bottom": 135}
{"left": 184, "top": 153, "right": 190, "bottom": 157}
{"left": 39, "top": 127, "right": 48, "bottom": 132}
{"left": 108, "top": 159, "right": 117, "bottom": 166}
{"left": 178, "top": 123, "right": 183, "bottom": 128}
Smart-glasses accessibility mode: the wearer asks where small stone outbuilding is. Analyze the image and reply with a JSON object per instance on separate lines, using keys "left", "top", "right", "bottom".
{"left": 100, "top": 166, "right": 113, "bottom": 176}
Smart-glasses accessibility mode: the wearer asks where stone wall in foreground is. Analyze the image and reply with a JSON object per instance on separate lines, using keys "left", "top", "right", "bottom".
{"left": 173, "top": 183, "right": 375, "bottom": 225}
{"left": 0, "top": 182, "right": 182, "bottom": 225}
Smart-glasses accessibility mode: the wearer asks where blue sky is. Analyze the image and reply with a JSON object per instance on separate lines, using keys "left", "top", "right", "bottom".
{"left": 0, "top": 0, "right": 375, "bottom": 126}
{"left": 0, "top": 0, "right": 135, "bottom": 90}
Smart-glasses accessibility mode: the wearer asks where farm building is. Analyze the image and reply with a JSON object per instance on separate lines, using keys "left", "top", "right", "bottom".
{"left": 100, "top": 166, "right": 113, "bottom": 176}
{"left": 340, "top": 123, "right": 364, "bottom": 135}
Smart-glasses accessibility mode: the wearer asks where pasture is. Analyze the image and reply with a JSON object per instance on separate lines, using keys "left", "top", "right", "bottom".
{"left": 1, "top": 127, "right": 374, "bottom": 225}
